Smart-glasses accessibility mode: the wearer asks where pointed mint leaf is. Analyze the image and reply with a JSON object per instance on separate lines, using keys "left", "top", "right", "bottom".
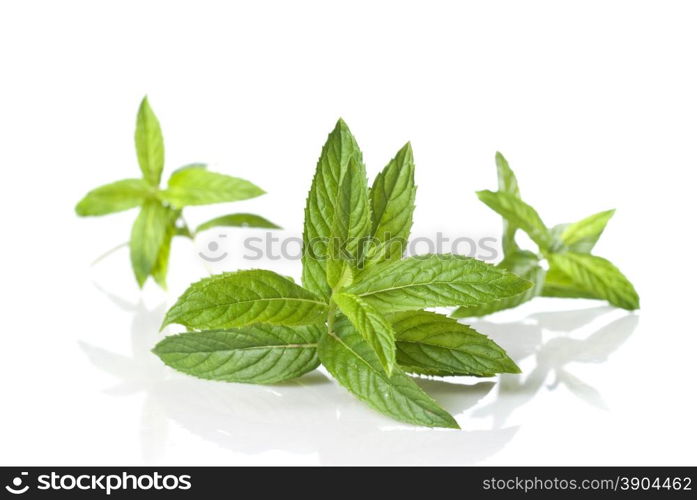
{"left": 162, "top": 269, "right": 328, "bottom": 330}
{"left": 150, "top": 207, "right": 179, "bottom": 289}
{"left": 452, "top": 249, "right": 545, "bottom": 318}
{"left": 195, "top": 213, "right": 281, "bottom": 234}
{"left": 344, "top": 254, "right": 532, "bottom": 313}
{"left": 302, "top": 119, "right": 364, "bottom": 298}
{"left": 541, "top": 264, "right": 602, "bottom": 299}
{"left": 75, "top": 178, "right": 151, "bottom": 216}
{"left": 161, "top": 166, "right": 264, "bottom": 208}
{"left": 390, "top": 310, "right": 520, "bottom": 376}
{"left": 477, "top": 189, "right": 552, "bottom": 251}
{"left": 560, "top": 209, "right": 615, "bottom": 253}
{"left": 549, "top": 252, "right": 639, "bottom": 310}
{"left": 318, "top": 317, "right": 459, "bottom": 429}
{"left": 365, "top": 142, "right": 416, "bottom": 266}
{"left": 495, "top": 152, "right": 521, "bottom": 256}
{"left": 135, "top": 97, "right": 165, "bottom": 186}
{"left": 153, "top": 324, "right": 321, "bottom": 384}
{"left": 333, "top": 292, "right": 396, "bottom": 375}
{"left": 495, "top": 151, "right": 520, "bottom": 197}
{"left": 130, "top": 199, "right": 171, "bottom": 288}
{"left": 326, "top": 155, "right": 371, "bottom": 289}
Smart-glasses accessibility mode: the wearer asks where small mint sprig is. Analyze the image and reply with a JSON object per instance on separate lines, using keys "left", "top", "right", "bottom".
{"left": 453, "top": 152, "right": 639, "bottom": 318}
{"left": 75, "top": 97, "right": 280, "bottom": 288}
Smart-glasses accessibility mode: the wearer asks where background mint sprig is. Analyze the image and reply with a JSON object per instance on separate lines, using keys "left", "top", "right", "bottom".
{"left": 75, "top": 97, "right": 279, "bottom": 288}
{"left": 154, "top": 120, "right": 533, "bottom": 428}
{"left": 453, "top": 153, "right": 639, "bottom": 318}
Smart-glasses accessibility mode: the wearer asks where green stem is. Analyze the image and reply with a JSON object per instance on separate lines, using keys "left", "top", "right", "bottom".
{"left": 326, "top": 301, "right": 337, "bottom": 336}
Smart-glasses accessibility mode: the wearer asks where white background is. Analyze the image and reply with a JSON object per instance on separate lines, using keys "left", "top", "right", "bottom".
{"left": 1, "top": 0, "right": 696, "bottom": 465}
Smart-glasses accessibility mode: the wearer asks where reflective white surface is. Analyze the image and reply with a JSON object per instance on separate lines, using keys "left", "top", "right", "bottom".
{"left": 1, "top": 0, "right": 696, "bottom": 466}
{"left": 3, "top": 247, "right": 691, "bottom": 465}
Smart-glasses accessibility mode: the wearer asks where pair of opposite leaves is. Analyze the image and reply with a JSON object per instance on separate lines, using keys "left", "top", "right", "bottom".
{"left": 154, "top": 120, "right": 539, "bottom": 429}
{"left": 75, "top": 97, "right": 279, "bottom": 288}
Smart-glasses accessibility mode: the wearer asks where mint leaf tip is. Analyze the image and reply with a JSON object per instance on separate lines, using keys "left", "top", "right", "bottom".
{"left": 505, "top": 359, "right": 522, "bottom": 375}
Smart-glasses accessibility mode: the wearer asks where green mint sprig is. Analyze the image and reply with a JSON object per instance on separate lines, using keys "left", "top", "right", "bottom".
{"left": 452, "top": 153, "right": 639, "bottom": 318}
{"left": 153, "top": 119, "right": 532, "bottom": 428}
{"left": 75, "top": 97, "right": 279, "bottom": 289}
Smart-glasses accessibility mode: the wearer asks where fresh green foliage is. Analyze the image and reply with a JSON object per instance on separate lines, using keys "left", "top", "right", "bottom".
{"left": 161, "top": 165, "right": 265, "bottom": 208}
{"left": 75, "top": 97, "right": 279, "bottom": 288}
{"left": 301, "top": 120, "right": 365, "bottom": 299}
{"left": 495, "top": 152, "right": 522, "bottom": 256}
{"left": 365, "top": 143, "right": 417, "bottom": 266}
{"left": 134, "top": 97, "right": 165, "bottom": 186}
{"left": 477, "top": 190, "right": 552, "bottom": 251}
{"left": 453, "top": 153, "right": 639, "bottom": 317}
{"left": 155, "top": 119, "right": 531, "bottom": 428}
{"left": 345, "top": 254, "right": 531, "bottom": 313}
{"left": 195, "top": 213, "right": 280, "bottom": 233}
{"left": 451, "top": 249, "right": 545, "bottom": 318}
{"left": 390, "top": 310, "right": 521, "bottom": 377}
{"left": 75, "top": 179, "right": 151, "bottom": 216}
{"left": 558, "top": 209, "right": 615, "bottom": 254}
{"left": 318, "top": 316, "right": 459, "bottom": 428}
{"left": 152, "top": 324, "right": 321, "bottom": 384}
{"left": 130, "top": 200, "right": 172, "bottom": 287}
{"left": 548, "top": 253, "right": 639, "bottom": 310}
{"left": 162, "top": 270, "right": 328, "bottom": 330}
{"left": 333, "top": 292, "right": 397, "bottom": 375}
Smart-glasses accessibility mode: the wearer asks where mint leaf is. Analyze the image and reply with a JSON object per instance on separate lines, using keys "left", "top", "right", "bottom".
{"left": 130, "top": 199, "right": 172, "bottom": 288}
{"left": 452, "top": 250, "right": 545, "bottom": 318}
{"left": 162, "top": 269, "right": 328, "bottom": 330}
{"left": 495, "top": 152, "right": 521, "bottom": 256}
{"left": 333, "top": 292, "right": 396, "bottom": 375}
{"left": 152, "top": 324, "right": 321, "bottom": 384}
{"left": 75, "top": 179, "right": 151, "bottom": 216}
{"left": 302, "top": 119, "right": 364, "bottom": 298}
{"left": 560, "top": 209, "right": 615, "bottom": 253}
{"left": 495, "top": 152, "right": 520, "bottom": 198}
{"left": 541, "top": 264, "right": 602, "bottom": 299}
{"left": 319, "top": 317, "right": 459, "bottom": 428}
{"left": 549, "top": 253, "right": 639, "bottom": 310}
{"left": 150, "top": 208, "right": 179, "bottom": 289}
{"left": 344, "top": 254, "right": 532, "bottom": 313}
{"left": 326, "top": 156, "right": 371, "bottom": 288}
{"left": 365, "top": 142, "right": 416, "bottom": 265}
{"left": 161, "top": 166, "right": 264, "bottom": 208}
{"left": 390, "top": 310, "right": 520, "bottom": 376}
{"left": 477, "top": 190, "right": 552, "bottom": 251}
{"left": 195, "top": 213, "right": 281, "bottom": 233}
{"left": 135, "top": 97, "right": 165, "bottom": 186}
